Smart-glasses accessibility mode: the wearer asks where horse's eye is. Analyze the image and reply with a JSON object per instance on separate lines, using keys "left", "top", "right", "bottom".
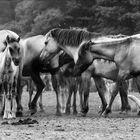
{"left": 18, "top": 48, "right": 20, "bottom": 53}
{"left": 45, "top": 41, "right": 48, "bottom": 45}
{"left": 9, "top": 47, "right": 13, "bottom": 54}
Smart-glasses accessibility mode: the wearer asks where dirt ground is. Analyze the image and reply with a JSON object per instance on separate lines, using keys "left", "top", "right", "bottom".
{"left": 0, "top": 89, "right": 140, "bottom": 140}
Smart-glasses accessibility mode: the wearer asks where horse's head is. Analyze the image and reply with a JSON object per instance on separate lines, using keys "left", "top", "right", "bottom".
{"left": 74, "top": 41, "right": 94, "bottom": 76}
{"left": 6, "top": 35, "right": 21, "bottom": 66}
{"left": 40, "top": 29, "right": 61, "bottom": 64}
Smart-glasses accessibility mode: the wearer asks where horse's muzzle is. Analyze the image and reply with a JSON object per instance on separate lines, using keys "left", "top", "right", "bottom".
{"left": 13, "top": 58, "right": 20, "bottom": 66}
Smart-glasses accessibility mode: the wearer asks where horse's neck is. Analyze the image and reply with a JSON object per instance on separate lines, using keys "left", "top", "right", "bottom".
{"left": 19, "top": 39, "right": 27, "bottom": 61}
{"left": 90, "top": 43, "right": 120, "bottom": 61}
{"left": 4, "top": 48, "right": 12, "bottom": 68}
{"left": 63, "top": 41, "right": 86, "bottom": 63}
{"left": 0, "top": 48, "right": 11, "bottom": 75}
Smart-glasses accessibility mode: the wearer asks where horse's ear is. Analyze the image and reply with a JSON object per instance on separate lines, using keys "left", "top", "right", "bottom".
{"left": 6, "top": 35, "right": 10, "bottom": 44}
{"left": 84, "top": 40, "right": 94, "bottom": 50}
{"left": 3, "top": 41, "right": 7, "bottom": 46}
{"left": 51, "top": 28, "right": 60, "bottom": 38}
{"left": 17, "top": 37, "right": 20, "bottom": 42}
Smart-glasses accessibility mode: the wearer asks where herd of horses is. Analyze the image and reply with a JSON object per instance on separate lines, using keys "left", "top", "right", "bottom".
{"left": 1, "top": 28, "right": 140, "bottom": 120}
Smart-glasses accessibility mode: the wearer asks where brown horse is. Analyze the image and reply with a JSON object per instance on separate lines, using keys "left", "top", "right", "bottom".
{"left": 40, "top": 28, "right": 131, "bottom": 116}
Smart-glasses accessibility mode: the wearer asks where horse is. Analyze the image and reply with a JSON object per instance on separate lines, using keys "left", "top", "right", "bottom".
{"left": 0, "top": 35, "right": 21, "bottom": 119}
{"left": 0, "top": 30, "right": 21, "bottom": 118}
{"left": 39, "top": 28, "right": 131, "bottom": 116}
{"left": 52, "top": 61, "right": 79, "bottom": 115}
{"left": 74, "top": 58, "right": 132, "bottom": 116}
{"left": 16, "top": 35, "right": 63, "bottom": 116}
{"left": 73, "top": 38, "right": 140, "bottom": 115}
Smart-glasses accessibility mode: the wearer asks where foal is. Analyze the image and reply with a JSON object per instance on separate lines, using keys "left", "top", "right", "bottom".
{"left": 52, "top": 62, "right": 79, "bottom": 115}
{"left": 0, "top": 35, "right": 20, "bottom": 119}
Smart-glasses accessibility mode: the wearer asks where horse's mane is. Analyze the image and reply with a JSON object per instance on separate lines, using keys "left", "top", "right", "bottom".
{"left": 49, "top": 28, "right": 102, "bottom": 47}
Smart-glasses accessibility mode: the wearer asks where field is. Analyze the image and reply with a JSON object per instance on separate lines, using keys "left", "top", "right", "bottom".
{"left": 0, "top": 89, "right": 140, "bottom": 140}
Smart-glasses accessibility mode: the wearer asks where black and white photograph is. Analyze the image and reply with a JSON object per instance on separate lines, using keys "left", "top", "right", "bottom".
{"left": 0, "top": 0, "right": 140, "bottom": 139}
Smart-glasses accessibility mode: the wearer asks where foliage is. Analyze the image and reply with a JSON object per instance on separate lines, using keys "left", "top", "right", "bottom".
{"left": 0, "top": 0, "right": 140, "bottom": 36}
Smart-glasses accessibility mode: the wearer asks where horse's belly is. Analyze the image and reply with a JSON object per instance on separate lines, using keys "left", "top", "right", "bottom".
{"left": 22, "top": 64, "right": 31, "bottom": 77}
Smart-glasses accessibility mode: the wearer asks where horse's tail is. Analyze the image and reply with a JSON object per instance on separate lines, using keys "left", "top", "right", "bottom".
{"left": 128, "top": 95, "right": 140, "bottom": 108}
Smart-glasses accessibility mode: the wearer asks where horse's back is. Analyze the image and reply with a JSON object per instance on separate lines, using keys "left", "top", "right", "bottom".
{"left": 20, "top": 35, "right": 45, "bottom": 76}
{"left": 23, "top": 35, "right": 45, "bottom": 50}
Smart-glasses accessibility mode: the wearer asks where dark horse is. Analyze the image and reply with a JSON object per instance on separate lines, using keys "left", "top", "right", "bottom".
{"left": 40, "top": 28, "right": 131, "bottom": 116}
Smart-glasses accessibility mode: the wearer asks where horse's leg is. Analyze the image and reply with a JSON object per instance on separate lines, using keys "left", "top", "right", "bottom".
{"left": 132, "top": 76, "right": 140, "bottom": 115}
{"left": 11, "top": 78, "right": 17, "bottom": 119}
{"left": 79, "top": 72, "right": 91, "bottom": 116}
{"left": 51, "top": 74, "right": 61, "bottom": 116}
{"left": 73, "top": 86, "right": 77, "bottom": 115}
{"left": 0, "top": 84, "right": 3, "bottom": 115}
{"left": 30, "top": 72, "right": 45, "bottom": 115}
{"left": 3, "top": 83, "right": 12, "bottom": 119}
{"left": 11, "top": 96, "right": 17, "bottom": 119}
{"left": 65, "top": 86, "right": 72, "bottom": 115}
{"left": 93, "top": 76, "right": 107, "bottom": 115}
{"left": 39, "top": 92, "right": 44, "bottom": 111}
{"left": 28, "top": 79, "right": 34, "bottom": 109}
{"left": 78, "top": 80, "right": 84, "bottom": 113}
{"left": 102, "top": 82, "right": 119, "bottom": 116}
{"left": 16, "top": 76, "right": 23, "bottom": 117}
{"left": 61, "top": 88, "right": 66, "bottom": 113}
{"left": 119, "top": 81, "right": 131, "bottom": 113}
{"left": 3, "top": 93, "right": 7, "bottom": 119}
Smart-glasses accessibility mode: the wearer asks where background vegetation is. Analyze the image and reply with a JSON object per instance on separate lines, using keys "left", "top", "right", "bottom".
{"left": 0, "top": 0, "right": 140, "bottom": 37}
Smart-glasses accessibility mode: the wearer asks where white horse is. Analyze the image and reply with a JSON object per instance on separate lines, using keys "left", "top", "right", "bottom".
{"left": 0, "top": 33, "right": 20, "bottom": 119}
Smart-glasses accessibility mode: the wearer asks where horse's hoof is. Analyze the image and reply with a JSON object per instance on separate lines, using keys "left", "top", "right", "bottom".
{"left": 81, "top": 106, "right": 89, "bottom": 114}
{"left": 11, "top": 113, "right": 16, "bottom": 119}
{"left": 56, "top": 111, "right": 62, "bottom": 116}
{"left": 121, "top": 106, "right": 131, "bottom": 113}
{"left": 102, "top": 109, "right": 111, "bottom": 117}
{"left": 98, "top": 110, "right": 104, "bottom": 116}
{"left": 39, "top": 104, "right": 44, "bottom": 111}
{"left": 73, "top": 110, "right": 77, "bottom": 115}
{"left": 65, "top": 108, "right": 70, "bottom": 115}
{"left": 119, "top": 110, "right": 128, "bottom": 114}
{"left": 65, "top": 111, "right": 70, "bottom": 115}
{"left": 17, "top": 106, "right": 23, "bottom": 112}
{"left": 30, "top": 109, "right": 37, "bottom": 116}
{"left": 16, "top": 111, "right": 23, "bottom": 117}
{"left": 3, "top": 113, "right": 8, "bottom": 120}
{"left": 77, "top": 112, "right": 86, "bottom": 117}
{"left": 7, "top": 113, "right": 13, "bottom": 119}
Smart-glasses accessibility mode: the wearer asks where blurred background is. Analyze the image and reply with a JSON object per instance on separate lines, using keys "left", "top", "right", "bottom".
{"left": 0, "top": 0, "right": 140, "bottom": 37}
